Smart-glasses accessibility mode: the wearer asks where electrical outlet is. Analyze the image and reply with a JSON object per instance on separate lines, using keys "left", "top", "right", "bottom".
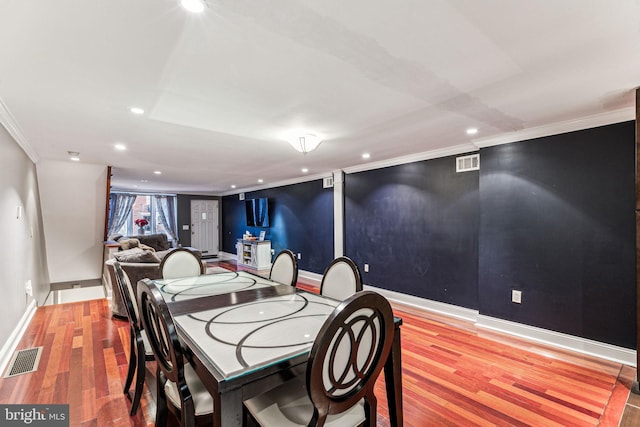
{"left": 25, "top": 280, "right": 32, "bottom": 297}
{"left": 270, "top": 249, "right": 275, "bottom": 255}
{"left": 512, "top": 290, "right": 522, "bottom": 304}
{"left": 364, "top": 263, "right": 369, "bottom": 273}
{"left": 297, "top": 253, "right": 301, "bottom": 259}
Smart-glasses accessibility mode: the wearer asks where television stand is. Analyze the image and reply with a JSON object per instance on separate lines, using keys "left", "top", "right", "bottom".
{"left": 236, "top": 239, "right": 272, "bottom": 269}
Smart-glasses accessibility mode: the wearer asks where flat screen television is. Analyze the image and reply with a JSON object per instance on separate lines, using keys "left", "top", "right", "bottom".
{"left": 245, "top": 198, "right": 269, "bottom": 227}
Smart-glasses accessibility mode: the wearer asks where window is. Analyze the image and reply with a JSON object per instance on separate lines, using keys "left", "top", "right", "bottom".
{"left": 110, "top": 193, "right": 177, "bottom": 242}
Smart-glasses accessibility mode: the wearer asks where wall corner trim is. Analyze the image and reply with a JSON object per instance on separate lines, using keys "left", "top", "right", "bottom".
{"left": 0, "top": 96, "right": 39, "bottom": 163}
{"left": 0, "top": 300, "right": 38, "bottom": 376}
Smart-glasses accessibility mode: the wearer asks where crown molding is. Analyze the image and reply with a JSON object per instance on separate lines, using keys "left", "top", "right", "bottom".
{"left": 219, "top": 171, "right": 332, "bottom": 197}
{"left": 472, "top": 108, "right": 634, "bottom": 149}
{"left": 0, "top": 96, "right": 39, "bottom": 163}
{"left": 343, "top": 143, "right": 478, "bottom": 175}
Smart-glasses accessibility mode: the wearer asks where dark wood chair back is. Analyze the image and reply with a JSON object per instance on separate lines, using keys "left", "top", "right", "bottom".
{"left": 113, "top": 261, "right": 154, "bottom": 415}
{"left": 306, "top": 291, "right": 394, "bottom": 426}
{"left": 137, "top": 279, "right": 185, "bottom": 386}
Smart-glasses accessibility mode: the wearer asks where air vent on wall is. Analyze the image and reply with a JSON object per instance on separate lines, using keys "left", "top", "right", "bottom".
{"left": 323, "top": 176, "right": 334, "bottom": 188}
{"left": 456, "top": 154, "right": 480, "bottom": 172}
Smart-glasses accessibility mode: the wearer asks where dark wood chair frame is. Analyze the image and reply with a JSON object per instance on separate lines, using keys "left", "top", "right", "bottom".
{"left": 159, "top": 247, "right": 205, "bottom": 278}
{"left": 268, "top": 249, "right": 299, "bottom": 287}
{"left": 245, "top": 290, "right": 395, "bottom": 427}
{"left": 113, "top": 261, "right": 155, "bottom": 416}
{"left": 137, "top": 280, "right": 212, "bottom": 427}
{"left": 319, "top": 256, "right": 363, "bottom": 298}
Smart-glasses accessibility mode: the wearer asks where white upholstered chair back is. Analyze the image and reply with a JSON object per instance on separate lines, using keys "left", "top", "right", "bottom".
{"left": 320, "top": 256, "right": 362, "bottom": 300}
{"left": 159, "top": 248, "right": 204, "bottom": 279}
{"left": 269, "top": 249, "right": 298, "bottom": 286}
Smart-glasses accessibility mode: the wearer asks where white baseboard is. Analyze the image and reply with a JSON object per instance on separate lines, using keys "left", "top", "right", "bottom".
{"left": 299, "top": 270, "right": 322, "bottom": 288}
{"left": 363, "top": 284, "right": 636, "bottom": 367}
{"left": 364, "top": 284, "right": 479, "bottom": 323}
{"left": 476, "top": 315, "right": 636, "bottom": 367}
{"left": 0, "top": 300, "right": 38, "bottom": 376}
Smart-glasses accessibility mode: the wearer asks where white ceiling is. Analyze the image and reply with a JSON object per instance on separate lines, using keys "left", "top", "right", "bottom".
{"left": 0, "top": 0, "right": 638, "bottom": 194}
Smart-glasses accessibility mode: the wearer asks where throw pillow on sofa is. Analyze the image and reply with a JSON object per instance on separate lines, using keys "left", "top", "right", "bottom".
{"left": 119, "top": 238, "right": 140, "bottom": 250}
{"left": 114, "top": 248, "right": 161, "bottom": 263}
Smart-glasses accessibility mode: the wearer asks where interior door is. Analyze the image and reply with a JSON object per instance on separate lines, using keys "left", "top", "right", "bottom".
{"left": 190, "top": 200, "right": 219, "bottom": 257}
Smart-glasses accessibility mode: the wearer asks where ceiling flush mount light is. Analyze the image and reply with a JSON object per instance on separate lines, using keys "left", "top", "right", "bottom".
{"left": 287, "top": 134, "right": 322, "bottom": 154}
{"left": 68, "top": 151, "right": 80, "bottom": 161}
{"left": 466, "top": 127, "right": 478, "bottom": 135}
{"left": 129, "top": 106, "right": 144, "bottom": 115}
{"left": 181, "top": 0, "right": 206, "bottom": 13}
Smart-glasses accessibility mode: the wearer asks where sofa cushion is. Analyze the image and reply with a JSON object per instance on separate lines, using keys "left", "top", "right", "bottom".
{"left": 114, "top": 249, "right": 160, "bottom": 264}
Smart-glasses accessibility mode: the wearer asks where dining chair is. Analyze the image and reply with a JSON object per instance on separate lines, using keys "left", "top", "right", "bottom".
{"left": 137, "top": 279, "right": 214, "bottom": 427}
{"left": 159, "top": 247, "right": 205, "bottom": 279}
{"left": 243, "top": 290, "right": 395, "bottom": 427}
{"left": 268, "top": 249, "right": 298, "bottom": 286}
{"left": 319, "top": 256, "right": 363, "bottom": 301}
{"left": 112, "top": 261, "right": 155, "bottom": 416}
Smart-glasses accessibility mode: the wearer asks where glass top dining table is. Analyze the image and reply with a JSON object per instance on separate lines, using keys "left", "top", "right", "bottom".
{"left": 146, "top": 269, "right": 403, "bottom": 427}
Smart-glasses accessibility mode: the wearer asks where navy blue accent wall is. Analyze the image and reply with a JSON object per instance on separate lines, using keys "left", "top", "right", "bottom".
{"left": 345, "top": 157, "right": 480, "bottom": 309}
{"left": 479, "top": 121, "right": 636, "bottom": 348}
{"left": 221, "top": 179, "right": 334, "bottom": 274}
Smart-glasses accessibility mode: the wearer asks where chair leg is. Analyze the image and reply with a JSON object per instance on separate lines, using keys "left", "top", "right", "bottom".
{"left": 129, "top": 341, "right": 146, "bottom": 415}
{"left": 364, "top": 393, "right": 377, "bottom": 427}
{"left": 123, "top": 330, "right": 136, "bottom": 395}
{"left": 156, "top": 370, "right": 169, "bottom": 427}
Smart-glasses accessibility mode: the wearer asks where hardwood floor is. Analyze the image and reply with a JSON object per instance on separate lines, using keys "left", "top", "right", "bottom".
{"left": 0, "top": 260, "right": 636, "bottom": 426}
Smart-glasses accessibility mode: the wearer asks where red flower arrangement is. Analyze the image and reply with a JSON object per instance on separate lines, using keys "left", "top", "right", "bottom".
{"left": 135, "top": 218, "right": 149, "bottom": 227}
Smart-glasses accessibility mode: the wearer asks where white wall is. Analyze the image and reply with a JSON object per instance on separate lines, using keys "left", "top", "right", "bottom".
{"left": 0, "top": 123, "right": 49, "bottom": 351}
{"left": 37, "top": 160, "right": 107, "bottom": 283}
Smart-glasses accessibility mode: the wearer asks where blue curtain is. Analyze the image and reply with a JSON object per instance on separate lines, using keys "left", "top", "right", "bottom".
{"left": 107, "top": 193, "right": 137, "bottom": 238}
{"left": 155, "top": 195, "right": 178, "bottom": 243}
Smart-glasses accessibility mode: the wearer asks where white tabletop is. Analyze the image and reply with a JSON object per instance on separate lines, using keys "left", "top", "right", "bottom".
{"left": 154, "top": 270, "right": 275, "bottom": 302}
{"left": 175, "top": 291, "right": 337, "bottom": 379}
{"left": 151, "top": 271, "right": 339, "bottom": 379}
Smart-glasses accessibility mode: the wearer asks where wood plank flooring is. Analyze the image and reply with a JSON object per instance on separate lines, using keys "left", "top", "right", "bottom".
{"left": 0, "top": 260, "right": 637, "bottom": 426}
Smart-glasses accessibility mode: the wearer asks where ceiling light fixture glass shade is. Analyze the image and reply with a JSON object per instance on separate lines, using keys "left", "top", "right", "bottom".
{"left": 181, "top": 0, "right": 205, "bottom": 13}
{"left": 287, "top": 134, "right": 322, "bottom": 154}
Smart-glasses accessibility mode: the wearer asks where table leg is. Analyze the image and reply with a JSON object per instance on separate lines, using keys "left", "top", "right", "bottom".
{"left": 218, "top": 388, "right": 243, "bottom": 427}
{"left": 384, "top": 325, "right": 403, "bottom": 427}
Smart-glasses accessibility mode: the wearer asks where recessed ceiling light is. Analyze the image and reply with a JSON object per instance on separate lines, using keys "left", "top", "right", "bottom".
{"left": 140, "top": 179, "right": 148, "bottom": 183}
{"left": 181, "top": 0, "right": 205, "bottom": 13}
{"left": 153, "top": 170, "right": 162, "bottom": 175}
{"left": 466, "top": 127, "right": 478, "bottom": 135}
{"left": 362, "top": 153, "right": 371, "bottom": 159}
{"left": 129, "top": 107, "right": 145, "bottom": 115}
{"left": 301, "top": 168, "right": 309, "bottom": 173}
{"left": 258, "top": 179, "right": 264, "bottom": 184}
{"left": 231, "top": 185, "right": 236, "bottom": 189}
{"left": 114, "top": 143, "right": 127, "bottom": 151}
{"left": 69, "top": 156, "right": 80, "bottom": 162}
{"left": 68, "top": 150, "right": 80, "bottom": 161}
